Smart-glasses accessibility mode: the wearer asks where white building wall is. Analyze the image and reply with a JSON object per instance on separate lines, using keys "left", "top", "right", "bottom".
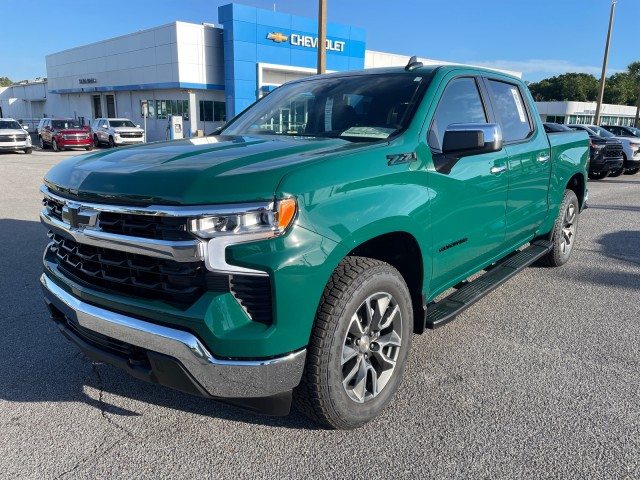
{"left": 365, "top": 50, "right": 522, "bottom": 78}
{"left": 46, "top": 24, "right": 180, "bottom": 93}
{"left": 176, "top": 23, "right": 225, "bottom": 87}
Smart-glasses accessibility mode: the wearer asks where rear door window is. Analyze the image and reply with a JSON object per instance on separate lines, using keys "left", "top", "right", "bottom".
{"left": 486, "top": 79, "right": 532, "bottom": 142}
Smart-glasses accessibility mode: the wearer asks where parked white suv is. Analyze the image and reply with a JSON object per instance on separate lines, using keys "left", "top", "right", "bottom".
{"left": 91, "top": 118, "right": 145, "bottom": 148}
{"left": 0, "top": 118, "right": 32, "bottom": 154}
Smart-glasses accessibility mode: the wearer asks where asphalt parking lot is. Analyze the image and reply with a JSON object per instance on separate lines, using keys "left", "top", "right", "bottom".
{"left": 1, "top": 147, "right": 638, "bottom": 479}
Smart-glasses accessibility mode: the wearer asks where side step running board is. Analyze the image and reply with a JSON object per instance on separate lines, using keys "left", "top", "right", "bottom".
{"left": 426, "top": 241, "right": 552, "bottom": 329}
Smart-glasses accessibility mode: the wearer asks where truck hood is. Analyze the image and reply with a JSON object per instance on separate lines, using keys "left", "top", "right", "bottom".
{"left": 1, "top": 128, "right": 29, "bottom": 136}
{"left": 44, "top": 135, "right": 364, "bottom": 205}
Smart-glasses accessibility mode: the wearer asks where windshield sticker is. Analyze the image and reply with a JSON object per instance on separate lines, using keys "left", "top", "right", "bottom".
{"left": 341, "top": 126, "right": 396, "bottom": 138}
{"left": 510, "top": 88, "right": 527, "bottom": 123}
{"left": 324, "top": 98, "right": 334, "bottom": 132}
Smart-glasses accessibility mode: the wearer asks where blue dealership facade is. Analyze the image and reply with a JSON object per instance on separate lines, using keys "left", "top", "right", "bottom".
{"left": 218, "top": 3, "right": 366, "bottom": 118}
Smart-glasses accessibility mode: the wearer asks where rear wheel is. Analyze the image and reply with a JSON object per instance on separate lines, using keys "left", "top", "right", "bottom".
{"left": 623, "top": 168, "right": 639, "bottom": 175}
{"left": 608, "top": 167, "right": 624, "bottom": 178}
{"left": 293, "top": 256, "right": 413, "bottom": 429}
{"left": 539, "top": 189, "right": 579, "bottom": 267}
{"left": 93, "top": 135, "right": 100, "bottom": 147}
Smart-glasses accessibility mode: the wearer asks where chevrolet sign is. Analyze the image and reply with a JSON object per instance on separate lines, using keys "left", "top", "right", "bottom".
{"left": 267, "top": 32, "right": 289, "bottom": 43}
{"left": 266, "top": 32, "right": 346, "bottom": 52}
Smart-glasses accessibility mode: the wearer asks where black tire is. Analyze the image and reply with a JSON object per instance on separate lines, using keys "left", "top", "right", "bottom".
{"left": 108, "top": 136, "right": 115, "bottom": 148}
{"left": 588, "top": 171, "right": 608, "bottom": 180}
{"left": 24, "top": 147, "right": 32, "bottom": 154}
{"left": 293, "top": 256, "right": 413, "bottom": 429}
{"left": 623, "top": 168, "right": 639, "bottom": 175}
{"left": 608, "top": 167, "right": 624, "bottom": 178}
{"left": 539, "top": 189, "right": 579, "bottom": 268}
{"left": 86, "top": 144, "right": 94, "bottom": 151}
{"left": 52, "top": 139, "right": 60, "bottom": 152}
{"left": 93, "top": 135, "right": 100, "bottom": 147}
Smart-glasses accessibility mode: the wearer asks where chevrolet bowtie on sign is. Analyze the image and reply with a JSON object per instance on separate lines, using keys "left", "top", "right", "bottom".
{"left": 267, "top": 32, "right": 289, "bottom": 43}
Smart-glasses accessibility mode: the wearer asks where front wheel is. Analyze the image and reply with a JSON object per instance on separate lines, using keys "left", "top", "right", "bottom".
{"left": 52, "top": 140, "right": 60, "bottom": 152}
{"left": 108, "top": 136, "right": 115, "bottom": 148}
{"left": 608, "top": 167, "right": 624, "bottom": 178}
{"left": 24, "top": 147, "right": 32, "bottom": 154}
{"left": 624, "top": 168, "right": 639, "bottom": 175}
{"left": 293, "top": 257, "right": 413, "bottom": 429}
{"left": 539, "top": 189, "right": 579, "bottom": 267}
{"left": 93, "top": 135, "right": 100, "bottom": 147}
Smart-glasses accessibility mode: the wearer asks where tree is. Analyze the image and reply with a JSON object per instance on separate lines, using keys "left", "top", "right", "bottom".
{"left": 0, "top": 76, "right": 13, "bottom": 87}
{"left": 627, "top": 62, "right": 640, "bottom": 127}
{"left": 528, "top": 73, "right": 598, "bottom": 102}
{"left": 603, "top": 72, "right": 636, "bottom": 105}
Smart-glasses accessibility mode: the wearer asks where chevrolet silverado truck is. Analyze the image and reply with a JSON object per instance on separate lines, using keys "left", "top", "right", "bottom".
{"left": 40, "top": 60, "right": 589, "bottom": 429}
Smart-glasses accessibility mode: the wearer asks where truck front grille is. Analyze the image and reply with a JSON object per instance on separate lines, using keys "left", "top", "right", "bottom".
{"left": 49, "top": 232, "right": 206, "bottom": 308}
{"left": 605, "top": 143, "right": 623, "bottom": 157}
{"left": 43, "top": 197, "right": 192, "bottom": 241}
{"left": 119, "top": 132, "right": 143, "bottom": 138}
{"left": 47, "top": 233, "right": 273, "bottom": 323}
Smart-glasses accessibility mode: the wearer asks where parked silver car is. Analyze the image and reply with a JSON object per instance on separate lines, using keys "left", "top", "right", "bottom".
{"left": 0, "top": 118, "right": 32, "bottom": 154}
{"left": 91, "top": 118, "right": 145, "bottom": 148}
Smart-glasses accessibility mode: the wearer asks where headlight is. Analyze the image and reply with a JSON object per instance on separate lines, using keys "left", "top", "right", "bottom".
{"left": 188, "top": 197, "right": 297, "bottom": 239}
{"left": 629, "top": 143, "right": 639, "bottom": 149}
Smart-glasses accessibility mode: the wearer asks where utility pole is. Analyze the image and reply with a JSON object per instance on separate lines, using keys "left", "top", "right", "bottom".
{"left": 594, "top": 0, "right": 616, "bottom": 125}
{"left": 317, "top": 0, "right": 326, "bottom": 74}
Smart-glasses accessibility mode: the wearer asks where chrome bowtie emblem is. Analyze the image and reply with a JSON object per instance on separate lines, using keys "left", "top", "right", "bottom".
{"left": 61, "top": 205, "right": 98, "bottom": 230}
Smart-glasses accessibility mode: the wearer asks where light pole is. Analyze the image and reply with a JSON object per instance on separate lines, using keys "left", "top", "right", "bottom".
{"left": 317, "top": 0, "right": 326, "bottom": 74}
{"left": 594, "top": 0, "right": 616, "bottom": 125}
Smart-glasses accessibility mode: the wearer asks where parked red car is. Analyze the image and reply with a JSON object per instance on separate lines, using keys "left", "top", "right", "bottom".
{"left": 39, "top": 119, "right": 93, "bottom": 152}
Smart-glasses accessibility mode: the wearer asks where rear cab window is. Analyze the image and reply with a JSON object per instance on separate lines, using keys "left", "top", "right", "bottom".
{"left": 486, "top": 79, "right": 533, "bottom": 143}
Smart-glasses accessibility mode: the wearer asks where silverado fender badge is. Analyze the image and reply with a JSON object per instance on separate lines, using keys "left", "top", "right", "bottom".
{"left": 387, "top": 152, "right": 417, "bottom": 166}
{"left": 61, "top": 205, "right": 98, "bottom": 230}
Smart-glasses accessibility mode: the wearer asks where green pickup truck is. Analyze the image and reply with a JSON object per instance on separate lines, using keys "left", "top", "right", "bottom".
{"left": 40, "top": 61, "right": 589, "bottom": 429}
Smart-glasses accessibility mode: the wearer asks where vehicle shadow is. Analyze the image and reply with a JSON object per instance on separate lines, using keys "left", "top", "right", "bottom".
{"left": 596, "top": 229, "right": 640, "bottom": 266}
{"left": 0, "top": 218, "right": 320, "bottom": 431}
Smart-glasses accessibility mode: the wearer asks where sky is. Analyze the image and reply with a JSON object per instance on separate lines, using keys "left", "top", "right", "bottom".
{"left": 1, "top": 0, "right": 638, "bottom": 84}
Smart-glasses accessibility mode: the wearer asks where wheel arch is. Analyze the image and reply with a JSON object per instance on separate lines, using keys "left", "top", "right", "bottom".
{"left": 347, "top": 231, "right": 426, "bottom": 334}
{"left": 566, "top": 172, "right": 586, "bottom": 210}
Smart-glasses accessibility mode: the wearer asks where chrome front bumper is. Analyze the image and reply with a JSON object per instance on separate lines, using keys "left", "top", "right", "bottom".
{"left": 41, "top": 273, "right": 306, "bottom": 398}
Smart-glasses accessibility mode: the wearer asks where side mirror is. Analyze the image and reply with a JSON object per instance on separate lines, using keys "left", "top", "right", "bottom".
{"left": 102, "top": 125, "right": 108, "bottom": 129}
{"left": 136, "top": 124, "right": 141, "bottom": 128}
{"left": 442, "top": 123, "right": 503, "bottom": 157}
{"left": 23, "top": 125, "right": 29, "bottom": 131}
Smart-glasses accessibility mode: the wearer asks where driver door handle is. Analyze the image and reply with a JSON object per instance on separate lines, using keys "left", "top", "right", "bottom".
{"left": 490, "top": 165, "right": 507, "bottom": 174}
{"left": 537, "top": 153, "right": 551, "bottom": 163}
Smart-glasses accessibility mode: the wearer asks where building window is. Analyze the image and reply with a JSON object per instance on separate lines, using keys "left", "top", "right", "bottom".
{"left": 199, "top": 101, "right": 226, "bottom": 122}
{"left": 153, "top": 100, "right": 188, "bottom": 120}
{"left": 546, "top": 115, "right": 565, "bottom": 124}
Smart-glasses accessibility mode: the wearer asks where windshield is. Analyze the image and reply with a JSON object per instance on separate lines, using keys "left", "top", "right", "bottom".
{"left": 0, "top": 120, "right": 23, "bottom": 130}
{"left": 628, "top": 126, "right": 640, "bottom": 136}
{"left": 110, "top": 120, "right": 136, "bottom": 128}
{"left": 588, "top": 125, "right": 615, "bottom": 138}
{"left": 223, "top": 73, "right": 432, "bottom": 141}
{"left": 52, "top": 120, "right": 81, "bottom": 129}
